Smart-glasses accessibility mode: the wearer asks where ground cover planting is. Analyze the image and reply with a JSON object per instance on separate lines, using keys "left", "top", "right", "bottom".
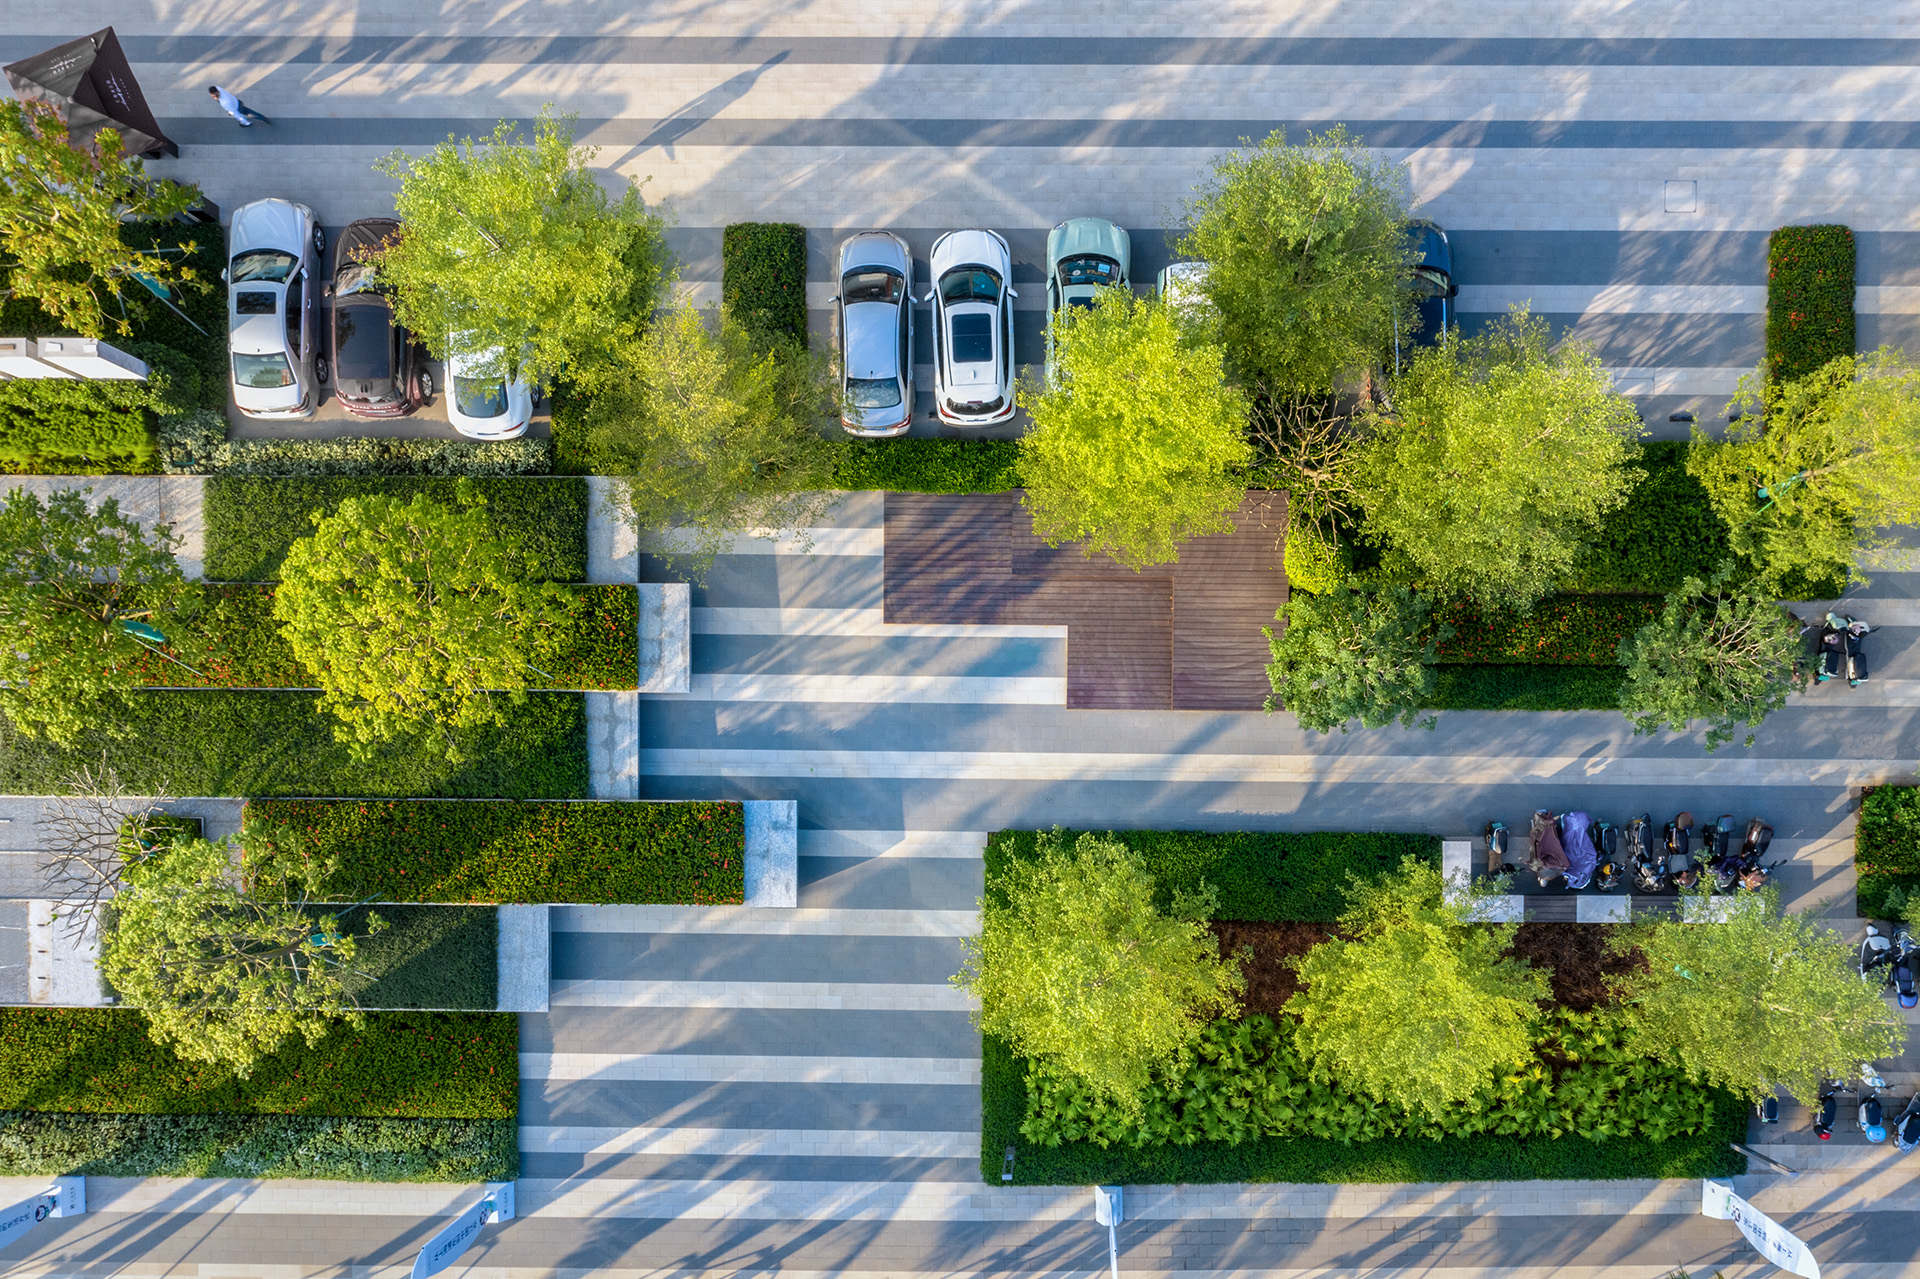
{"left": 722, "top": 221, "right": 809, "bottom": 349}
{"left": 1855, "top": 785, "right": 1920, "bottom": 917}
{"left": 326, "top": 905, "right": 498, "bottom": 1009}
{"left": 1766, "top": 225, "right": 1856, "bottom": 384}
{"left": 244, "top": 798, "right": 746, "bottom": 904}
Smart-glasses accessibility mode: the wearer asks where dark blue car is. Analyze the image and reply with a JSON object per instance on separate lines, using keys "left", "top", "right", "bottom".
{"left": 1392, "top": 219, "right": 1456, "bottom": 374}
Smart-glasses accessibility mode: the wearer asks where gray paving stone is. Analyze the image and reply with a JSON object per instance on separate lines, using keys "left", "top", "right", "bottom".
{"left": 517, "top": 1077, "right": 979, "bottom": 1131}
{"left": 520, "top": 1006, "right": 979, "bottom": 1056}
{"left": 548, "top": 930, "right": 966, "bottom": 985}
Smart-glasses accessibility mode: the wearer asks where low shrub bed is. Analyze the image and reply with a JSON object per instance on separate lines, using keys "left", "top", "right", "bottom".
{"left": 1767, "top": 224, "right": 1856, "bottom": 385}
{"left": 328, "top": 906, "right": 497, "bottom": 1010}
{"left": 0, "top": 1112, "right": 516, "bottom": 1181}
{"left": 1427, "top": 664, "right": 1625, "bottom": 711}
{"left": 1560, "top": 442, "right": 1731, "bottom": 594}
{"left": 245, "top": 798, "right": 745, "bottom": 904}
{"left": 1434, "top": 595, "right": 1660, "bottom": 665}
{"left": 0, "top": 1009, "right": 516, "bottom": 1118}
{"left": 986, "top": 828, "right": 1436, "bottom": 922}
{"left": 161, "top": 415, "right": 551, "bottom": 477}
{"left": 832, "top": 439, "right": 1024, "bottom": 493}
{"left": 203, "top": 476, "right": 589, "bottom": 581}
{"left": 0, "top": 690, "right": 590, "bottom": 798}
{"left": 1856, "top": 785, "right": 1920, "bottom": 916}
{"left": 134, "top": 583, "right": 637, "bottom": 691}
{"left": 722, "top": 221, "right": 808, "bottom": 349}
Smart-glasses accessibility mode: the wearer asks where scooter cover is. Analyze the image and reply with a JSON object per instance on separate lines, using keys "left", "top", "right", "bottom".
{"left": 1530, "top": 812, "right": 1570, "bottom": 871}
{"left": 1560, "top": 811, "right": 1598, "bottom": 886}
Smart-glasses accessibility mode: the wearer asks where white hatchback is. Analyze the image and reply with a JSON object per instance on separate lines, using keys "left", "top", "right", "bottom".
{"left": 926, "top": 229, "right": 1016, "bottom": 426}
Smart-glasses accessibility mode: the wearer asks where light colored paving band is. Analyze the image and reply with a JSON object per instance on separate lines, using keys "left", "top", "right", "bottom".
{"left": 798, "top": 829, "right": 990, "bottom": 859}
{"left": 519, "top": 1052, "right": 979, "bottom": 1084}
{"left": 692, "top": 607, "right": 1065, "bottom": 640}
{"left": 515, "top": 1126, "right": 975, "bottom": 1158}
{"left": 640, "top": 747, "right": 1917, "bottom": 788}
{"left": 681, "top": 674, "right": 1067, "bottom": 705}
{"left": 1602, "top": 365, "right": 1751, "bottom": 396}
{"left": 551, "top": 904, "right": 978, "bottom": 936}
{"left": 641, "top": 526, "right": 884, "bottom": 556}
{"left": 1467, "top": 283, "right": 1920, "bottom": 315}
{"left": 549, "top": 979, "right": 975, "bottom": 1011}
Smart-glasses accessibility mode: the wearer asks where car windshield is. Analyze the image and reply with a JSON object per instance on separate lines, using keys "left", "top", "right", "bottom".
{"left": 232, "top": 352, "right": 293, "bottom": 388}
{"left": 847, "top": 376, "right": 902, "bottom": 410}
{"left": 454, "top": 375, "right": 508, "bottom": 419}
{"left": 334, "top": 261, "right": 381, "bottom": 296}
{"left": 842, "top": 268, "right": 903, "bottom": 304}
{"left": 1067, "top": 297, "right": 1096, "bottom": 312}
{"left": 230, "top": 250, "right": 297, "bottom": 283}
{"left": 940, "top": 268, "right": 1001, "bottom": 304}
{"left": 334, "top": 306, "right": 391, "bottom": 379}
{"left": 1412, "top": 265, "right": 1450, "bottom": 296}
{"left": 1059, "top": 255, "right": 1119, "bottom": 287}
{"left": 234, "top": 290, "right": 277, "bottom": 316}
{"left": 950, "top": 313, "right": 993, "bottom": 363}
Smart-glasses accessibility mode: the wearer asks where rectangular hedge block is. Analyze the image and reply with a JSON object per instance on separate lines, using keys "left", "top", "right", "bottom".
{"left": 328, "top": 905, "right": 499, "bottom": 1010}
{"left": 1856, "top": 785, "right": 1920, "bottom": 916}
{"left": 722, "top": 222, "right": 809, "bottom": 350}
{"left": 832, "top": 438, "right": 1024, "bottom": 493}
{"left": 1767, "top": 224, "right": 1856, "bottom": 385}
{"left": 245, "top": 797, "right": 746, "bottom": 904}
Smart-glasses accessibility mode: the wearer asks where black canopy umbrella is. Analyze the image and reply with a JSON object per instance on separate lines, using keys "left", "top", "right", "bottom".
{"left": 4, "top": 28, "right": 176, "bottom": 158}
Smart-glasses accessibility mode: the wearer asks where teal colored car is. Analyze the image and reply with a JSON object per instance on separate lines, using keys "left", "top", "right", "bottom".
{"left": 1044, "top": 216, "right": 1131, "bottom": 387}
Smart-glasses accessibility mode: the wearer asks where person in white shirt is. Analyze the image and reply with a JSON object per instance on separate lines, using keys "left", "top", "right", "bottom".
{"left": 207, "top": 85, "right": 269, "bottom": 126}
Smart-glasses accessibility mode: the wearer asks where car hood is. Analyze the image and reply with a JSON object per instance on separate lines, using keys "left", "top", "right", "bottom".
{"left": 930, "top": 229, "right": 1009, "bottom": 277}
{"left": 229, "top": 199, "right": 310, "bottom": 256}
{"left": 844, "top": 302, "right": 900, "bottom": 380}
{"left": 838, "top": 231, "right": 910, "bottom": 278}
{"left": 1049, "top": 218, "right": 1130, "bottom": 278}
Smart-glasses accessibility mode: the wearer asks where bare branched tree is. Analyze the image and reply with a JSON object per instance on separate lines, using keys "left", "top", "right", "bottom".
{"left": 1246, "top": 389, "right": 1368, "bottom": 547}
{"left": 35, "top": 758, "right": 176, "bottom": 928}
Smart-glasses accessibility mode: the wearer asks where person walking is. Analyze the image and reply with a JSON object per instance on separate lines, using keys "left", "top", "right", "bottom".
{"left": 208, "top": 85, "right": 269, "bottom": 126}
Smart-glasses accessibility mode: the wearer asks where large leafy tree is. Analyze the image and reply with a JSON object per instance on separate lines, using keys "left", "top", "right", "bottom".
{"left": 1690, "top": 349, "right": 1920, "bottom": 595}
{"left": 0, "top": 101, "right": 203, "bottom": 338}
{"left": 372, "top": 108, "right": 668, "bottom": 391}
{"left": 1264, "top": 584, "right": 1441, "bottom": 732}
{"left": 953, "top": 831, "right": 1243, "bottom": 1111}
{"left": 1608, "top": 888, "right": 1903, "bottom": 1104}
{"left": 1618, "top": 572, "right": 1804, "bottom": 751}
{"left": 1287, "top": 857, "right": 1549, "bottom": 1118}
{"left": 1357, "top": 310, "right": 1643, "bottom": 610}
{"left": 99, "top": 832, "right": 382, "bottom": 1076}
{"left": 274, "top": 486, "right": 565, "bottom": 760}
{"left": 0, "top": 486, "right": 199, "bottom": 745}
{"left": 1017, "top": 292, "right": 1251, "bottom": 570}
{"left": 1178, "top": 126, "right": 1412, "bottom": 393}
{"left": 585, "top": 303, "right": 840, "bottom": 578}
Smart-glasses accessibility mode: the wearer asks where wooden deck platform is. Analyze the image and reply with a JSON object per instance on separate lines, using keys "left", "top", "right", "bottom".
{"left": 883, "top": 491, "right": 1289, "bottom": 710}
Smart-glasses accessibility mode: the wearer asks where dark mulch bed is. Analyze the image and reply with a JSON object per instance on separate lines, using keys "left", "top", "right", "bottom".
{"left": 1213, "top": 919, "right": 1644, "bottom": 1017}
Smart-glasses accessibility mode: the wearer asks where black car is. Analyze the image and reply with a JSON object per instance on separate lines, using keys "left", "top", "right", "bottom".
{"left": 326, "top": 218, "right": 431, "bottom": 417}
{"left": 1392, "top": 219, "right": 1456, "bottom": 375}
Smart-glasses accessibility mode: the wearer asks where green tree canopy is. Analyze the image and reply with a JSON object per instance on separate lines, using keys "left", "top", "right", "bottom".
{"left": 1608, "top": 888, "right": 1903, "bottom": 1104}
{"left": 954, "top": 831, "right": 1243, "bottom": 1111}
{"left": 273, "top": 486, "right": 565, "bottom": 760}
{"left": 372, "top": 108, "right": 668, "bottom": 390}
{"left": 1286, "top": 857, "right": 1549, "bottom": 1118}
{"left": 584, "top": 303, "right": 840, "bottom": 579}
{"left": 1357, "top": 310, "right": 1644, "bottom": 609}
{"left": 1017, "top": 291, "right": 1251, "bottom": 570}
{"left": 1178, "top": 126, "right": 1412, "bottom": 393}
{"left": 1264, "top": 584, "right": 1441, "bottom": 733}
{"left": 0, "top": 100, "right": 203, "bottom": 338}
{"left": 98, "top": 831, "right": 382, "bottom": 1075}
{"left": 1618, "top": 571, "right": 1804, "bottom": 751}
{"left": 1689, "top": 349, "right": 1920, "bottom": 595}
{"left": 0, "top": 486, "right": 199, "bottom": 745}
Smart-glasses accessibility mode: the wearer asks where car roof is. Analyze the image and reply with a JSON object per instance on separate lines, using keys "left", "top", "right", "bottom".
{"left": 844, "top": 302, "right": 901, "bottom": 381}
{"left": 230, "top": 310, "right": 287, "bottom": 356}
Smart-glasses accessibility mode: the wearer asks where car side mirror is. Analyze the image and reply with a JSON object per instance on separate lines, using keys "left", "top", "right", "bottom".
{"left": 219, "top": 267, "right": 228, "bottom": 282}
{"left": 323, "top": 283, "right": 334, "bottom": 300}
{"left": 920, "top": 290, "right": 933, "bottom": 303}
{"left": 1448, "top": 284, "right": 1460, "bottom": 299}
{"left": 1008, "top": 288, "right": 1019, "bottom": 299}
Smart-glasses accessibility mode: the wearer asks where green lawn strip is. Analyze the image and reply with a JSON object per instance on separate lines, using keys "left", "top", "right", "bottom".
{"left": 0, "top": 1112, "right": 516, "bottom": 1181}
{"left": 322, "top": 905, "right": 498, "bottom": 1010}
{"left": 1855, "top": 785, "right": 1920, "bottom": 916}
{"left": 1426, "top": 664, "right": 1626, "bottom": 711}
{"left": 0, "top": 690, "right": 589, "bottom": 798}
{"left": 985, "top": 829, "right": 1436, "bottom": 922}
{"left": 0, "top": 1009, "right": 514, "bottom": 1118}
{"left": 202, "top": 476, "right": 590, "bottom": 581}
{"left": 133, "top": 583, "right": 637, "bottom": 691}
{"left": 245, "top": 798, "right": 745, "bottom": 905}
{"left": 983, "top": 1035, "right": 1745, "bottom": 1185}
{"left": 1767, "top": 225, "right": 1856, "bottom": 384}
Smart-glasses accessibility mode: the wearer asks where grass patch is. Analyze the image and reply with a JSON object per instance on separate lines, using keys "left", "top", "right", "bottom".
{"left": 0, "top": 691, "right": 590, "bottom": 798}
{"left": 246, "top": 798, "right": 745, "bottom": 905}
{"left": 202, "top": 476, "right": 589, "bottom": 581}
{"left": 328, "top": 906, "right": 497, "bottom": 1010}
{"left": 1427, "top": 664, "right": 1626, "bottom": 711}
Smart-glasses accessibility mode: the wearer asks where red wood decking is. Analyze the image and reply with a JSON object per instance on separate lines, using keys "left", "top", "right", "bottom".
{"left": 883, "top": 491, "right": 1289, "bottom": 710}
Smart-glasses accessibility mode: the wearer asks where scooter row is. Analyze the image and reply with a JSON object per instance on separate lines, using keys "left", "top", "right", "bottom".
{"left": 1859, "top": 921, "right": 1919, "bottom": 1009}
{"left": 1798, "top": 1064, "right": 1920, "bottom": 1151}
{"left": 1485, "top": 811, "right": 1778, "bottom": 894}
{"left": 1806, "top": 612, "right": 1874, "bottom": 688}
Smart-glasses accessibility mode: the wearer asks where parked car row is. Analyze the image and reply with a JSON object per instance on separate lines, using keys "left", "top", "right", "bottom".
{"left": 832, "top": 216, "right": 1458, "bottom": 436}
{"left": 223, "top": 197, "right": 533, "bottom": 438}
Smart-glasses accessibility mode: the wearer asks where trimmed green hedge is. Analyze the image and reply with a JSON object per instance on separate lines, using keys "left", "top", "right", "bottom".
{"left": 1427, "top": 664, "right": 1625, "bottom": 711}
{"left": 162, "top": 414, "right": 552, "bottom": 477}
{"left": 1767, "top": 225, "right": 1856, "bottom": 385}
{"left": 983, "top": 1034, "right": 1745, "bottom": 1185}
{"left": 0, "top": 1009, "right": 515, "bottom": 1118}
{"left": 1435, "top": 595, "right": 1661, "bottom": 665}
{"left": 202, "top": 476, "right": 589, "bottom": 581}
{"left": 1856, "top": 786, "right": 1920, "bottom": 916}
{"left": 0, "top": 690, "right": 590, "bottom": 798}
{"left": 985, "top": 828, "right": 1438, "bottom": 922}
{"left": 722, "top": 222, "right": 809, "bottom": 349}
{"left": 1562, "top": 441, "right": 1732, "bottom": 594}
{"left": 245, "top": 798, "right": 745, "bottom": 905}
{"left": 135, "top": 583, "right": 637, "bottom": 691}
{"left": 0, "top": 1112, "right": 515, "bottom": 1181}
{"left": 329, "top": 906, "right": 497, "bottom": 1010}
{"left": 832, "top": 439, "right": 1023, "bottom": 493}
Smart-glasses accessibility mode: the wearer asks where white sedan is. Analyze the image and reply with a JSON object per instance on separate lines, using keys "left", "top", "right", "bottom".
{"left": 225, "top": 198, "right": 326, "bottom": 419}
{"left": 445, "top": 332, "right": 533, "bottom": 439}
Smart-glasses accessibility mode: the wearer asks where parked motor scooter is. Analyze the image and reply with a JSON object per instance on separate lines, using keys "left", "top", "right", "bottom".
{"left": 1702, "top": 813, "right": 1737, "bottom": 884}
{"left": 1896, "top": 1094, "right": 1920, "bottom": 1154}
{"left": 1525, "top": 810, "right": 1571, "bottom": 888}
{"left": 1814, "top": 1079, "right": 1839, "bottom": 1140}
{"left": 1627, "top": 813, "right": 1663, "bottom": 892}
{"left": 1861, "top": 923, "right": 1895, "bottom": 981}
{"left": 1558, "top": 810, "right": 1598, "bottom": 890}
{"left": 1485, "top": 820, "right": 1514, "bottom": 876}
{"left": 1861, "top": 1063, "right": 1889, "bottom": 1143}
{"left": 1594, "top": 820, "right": 1623, "bottom": 891}
{"left": 1831, "top": 612, "right": 1874, "bottom": 688}
{"left": 1893, "top": 927, "right": 1919, "bottom": 1009}
{"left": 1663, "top": 812, "right": 1700, "bottom": 890}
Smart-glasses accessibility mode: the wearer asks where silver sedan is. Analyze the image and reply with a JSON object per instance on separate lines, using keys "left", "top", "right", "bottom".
{"left": 832, "top": 232, "right": 914, "bottom": 436}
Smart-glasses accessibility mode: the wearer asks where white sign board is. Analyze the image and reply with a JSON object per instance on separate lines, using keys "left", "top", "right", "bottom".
{"left": 0, "top": 1179, "right": 85, "bottom": 1252}
{"left": 410, "top": 1184, "right": 514, "bottom": 1279}
{"left": 1703, "top": 1180, "right": 1821, "bottom": 1279}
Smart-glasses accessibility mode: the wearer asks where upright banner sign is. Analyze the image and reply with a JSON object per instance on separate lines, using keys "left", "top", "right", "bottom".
{"left": 410, "top": 1183, "right": 515, "bottom": 1279}
{"left": 1702, "top": 1180, "right": 1821, "bottom": 1279}
{"left": 0, "top": 1179, "right": 85, "bottom": 1252}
